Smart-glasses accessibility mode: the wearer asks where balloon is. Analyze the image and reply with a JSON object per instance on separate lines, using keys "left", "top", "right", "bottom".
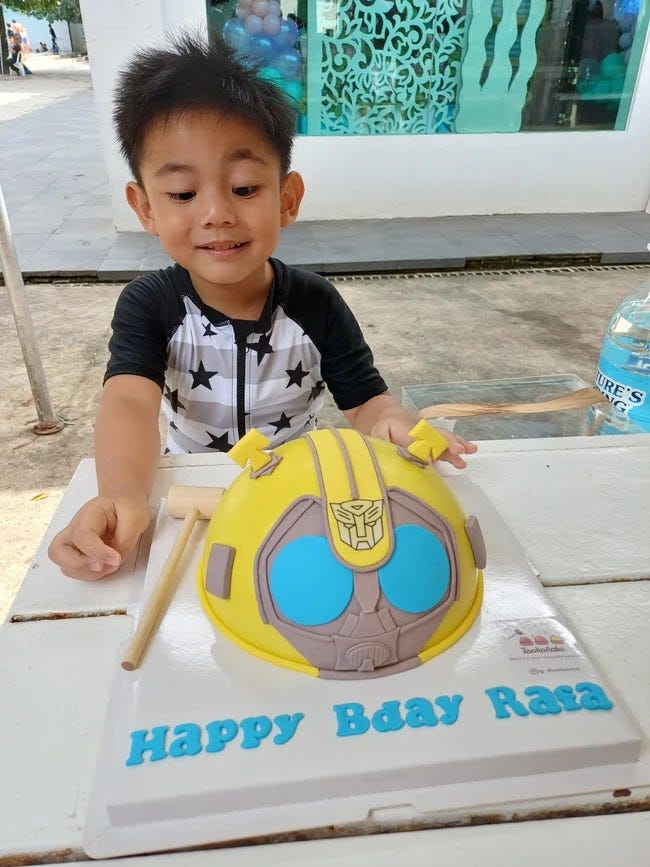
{"left": 236, "top": 0, "right": 252, "bottom": 16}
{"left": 251, "top": 0, "right": 270, "bottom": 16}
{"left": 600, "top": 52, "right": 626, "bottom": 78}
{"left": 257, "top": 66, "right": 283, "bottom": 81}
{"left": 620, "top": 13, "right": 637, "bottom": 32}
{"left": 591, "top": 78, "right": 612, "bottom": 105}
{"left": 619, "top": 32, "right": 633, "bottom": 50}
{"left": 271, "top": 48, "right": 303, "bottom": 80}
{"left": 279, "top": 79, "right": 304, "bottom": 103}
{"left": 245, "top": 14, "right": 264, "bottom": 34}
{"left": 609, "top": 74, "right": 626, "bottom": 97}
{"left": 248, "top": 33, "right": 276, "bottom": 63}
{"left": 275, "top": 18, "right": 299, "bottom": 47}
{"left": 263, "top": 13, "right": 281, "bottom": 36}
{"left": 577, "top": 57, "right": 600, "bottom": 92}
{"left": 223, "top": 17, "right": 250, "bottom": 53}
{"left": 269, "top": 0, "right": 281, "bottom": 15}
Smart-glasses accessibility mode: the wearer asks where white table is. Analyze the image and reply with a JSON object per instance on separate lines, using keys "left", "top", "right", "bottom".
{"left": 1, "top": 434, "right": 649, "bottom": 866}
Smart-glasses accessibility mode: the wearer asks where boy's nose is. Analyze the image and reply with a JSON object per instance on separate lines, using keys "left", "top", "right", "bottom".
{"left": 200, "top": 193, "right": 236, "bottom": 228}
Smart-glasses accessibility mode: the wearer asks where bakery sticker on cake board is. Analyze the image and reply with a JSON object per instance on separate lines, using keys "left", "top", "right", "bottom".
{"left": 83, "top": 430, "right": 644, "bottom": 860}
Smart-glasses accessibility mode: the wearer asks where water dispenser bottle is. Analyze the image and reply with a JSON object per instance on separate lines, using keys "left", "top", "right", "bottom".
{"left": 594, "top": 283, "right": 650, "bottom": 434}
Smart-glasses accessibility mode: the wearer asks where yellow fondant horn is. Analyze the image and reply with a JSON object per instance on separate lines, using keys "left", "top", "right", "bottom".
{"left": 406, "top": 420, "right": 449, "bottom": 462}
{"left": 229, "top": 429, "right": 273, "bottom": 472}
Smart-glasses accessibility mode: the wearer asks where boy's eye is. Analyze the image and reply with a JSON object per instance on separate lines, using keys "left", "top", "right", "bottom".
{"left": 168, "top": 191, "right": 195, "bottom": 202}
{"left": 233, "top": 185, "right": 259, "bottom": 198}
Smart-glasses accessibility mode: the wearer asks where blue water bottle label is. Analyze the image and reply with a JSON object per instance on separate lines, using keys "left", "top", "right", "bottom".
{"left": 595, "top": 347, "right": 650, "bottom": 428}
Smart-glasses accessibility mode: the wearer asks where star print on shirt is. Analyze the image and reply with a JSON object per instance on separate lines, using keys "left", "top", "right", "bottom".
{"left": 189, "top": 360, "right": 218, "bottom": 390}
{"left": 309, "top": 380, "right": 325, "bottom": 401}
{"left": 286, "top": 361, "right": 309, "bottom": 389}
{"left": 164, "top": 386, "right": 186, "bottom": 414}
{"left": 206, "top": 431, "right": 232, "bottom": 451}
{"left": 169, "top": 420, "right": 178, "bottom": 431}
{"left": 269, "top": 412, "right": 292, "bottom": 433}
{"left": 248, "top": 332, "right": 274, "bottom": 365}
{"left": 203, "top": 322, "right": 217, "bottom": 337}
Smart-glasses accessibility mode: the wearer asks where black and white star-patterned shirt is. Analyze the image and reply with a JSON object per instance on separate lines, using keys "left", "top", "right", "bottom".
{"left": 105, "top": 258, "right": 387, "bottom": 455}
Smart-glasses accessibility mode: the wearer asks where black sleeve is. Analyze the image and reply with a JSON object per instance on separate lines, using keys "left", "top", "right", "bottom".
{"left": 104, "top": 270, "right": 182, "bottom": 389}
{"left": 278, "top": 263, "right": 388, "bottom": 410}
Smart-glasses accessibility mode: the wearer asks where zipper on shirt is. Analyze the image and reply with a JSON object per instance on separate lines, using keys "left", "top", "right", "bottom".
{"left": 233, "top": 323, "right": 254, "bottom": 438}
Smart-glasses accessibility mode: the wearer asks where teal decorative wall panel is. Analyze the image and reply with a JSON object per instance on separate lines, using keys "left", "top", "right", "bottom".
{"left": 455, "top": 0, "right": 546, "bottom": 132}
{"left": 310, "top": 0, "right": 468, "bottom": 135}
{"left": 212, "top": 0, "right": 649, "bottom": 135}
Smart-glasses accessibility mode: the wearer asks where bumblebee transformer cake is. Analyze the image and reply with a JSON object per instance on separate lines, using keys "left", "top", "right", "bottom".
{"left": 198, "top": 422, "right": 485, "bottom": 679}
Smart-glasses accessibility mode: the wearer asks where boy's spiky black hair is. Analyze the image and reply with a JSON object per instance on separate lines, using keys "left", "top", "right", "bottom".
{"left": 113, "top": 32, "right": 296, "bottom": 181}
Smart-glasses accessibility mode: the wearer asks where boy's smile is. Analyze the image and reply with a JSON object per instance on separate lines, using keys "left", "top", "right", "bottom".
{"left": 126, "top": 110, "right": 303, "bottom": 315}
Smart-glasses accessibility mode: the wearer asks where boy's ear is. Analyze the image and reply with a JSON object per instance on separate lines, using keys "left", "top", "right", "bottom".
{"left": 125, "top": 181, "right": 159, "bottom": 236}
{"left": 280, "top": 171, "right": 304, "bottom": 227}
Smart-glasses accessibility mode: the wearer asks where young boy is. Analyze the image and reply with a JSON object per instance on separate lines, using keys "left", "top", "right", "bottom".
{"left": 48, "top": 34, "right": 476, "bottom": 581}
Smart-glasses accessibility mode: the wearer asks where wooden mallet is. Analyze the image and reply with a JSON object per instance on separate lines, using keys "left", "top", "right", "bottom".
{"left": 121, "top": 485, "right": 225, "bottom": 671}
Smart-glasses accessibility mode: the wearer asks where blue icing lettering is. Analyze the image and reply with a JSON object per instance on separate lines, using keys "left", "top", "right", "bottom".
{"left": 240, "top": 715, "right": 273, "bottom": 749}
{"left": 553, "top": 685, "right": 582, "bottom": 712}
{"left": 372, "top": 700, "right": 405, "bottom": 733}
{"left": 335, "top": 695, "right": 464, "bottom": 738}
{"left": 575, "top": 681, "right": 614, "bottom": 711}
{"left": 125, "top": 725, "right": 169, "bottom": 766}
{"left": 485, "top": 686, "right": 530, "bottom": 719}
{"left": 205, "top": 718, "right": 238, "bottom": 753}
{"left": 435, "top": 694, "right": 463, "bottom": 725}
{"left": 333, "top": 702, "right": 370, "bottom": 737}
{"left": 127, "top": 711, "right": 304, "bottom": 764}
{"left": 169, "top": 722, "right": 203, "bottom": 757}
{"left": 273, "top": 713, "right": 304, "bottom": 744}
{"left": 404, "top": 696, "right": 438, "bottom": 728}
{"left": 524, "top": 686, "right": 562, "bottom": 716}
{"left": 487, "top": 682, "right": 615, "bottom": 720}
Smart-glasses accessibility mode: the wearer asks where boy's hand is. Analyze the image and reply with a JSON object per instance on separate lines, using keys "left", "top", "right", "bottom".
{"left": 369, "top": 403, "right": 478, "bottom": 469}
{"left": 48, "top": 494, "right": 151, "bottom": 581}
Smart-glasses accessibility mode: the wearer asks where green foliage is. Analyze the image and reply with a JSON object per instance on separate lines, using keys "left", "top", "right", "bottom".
{"left": 5, "top": 0, "right": 81, "bottom": 22}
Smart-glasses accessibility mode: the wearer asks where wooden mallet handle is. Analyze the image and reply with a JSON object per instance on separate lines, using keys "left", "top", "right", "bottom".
{"left": 167, "top": 485, "right": 225, "bottom": 519}
{"left": 120, "top": 485, "right": 225, "bottom": 672}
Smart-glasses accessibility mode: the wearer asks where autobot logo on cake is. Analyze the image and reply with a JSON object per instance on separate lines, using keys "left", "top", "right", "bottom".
{"left": 595, "top": 369, "right": 645, "bottom": 412}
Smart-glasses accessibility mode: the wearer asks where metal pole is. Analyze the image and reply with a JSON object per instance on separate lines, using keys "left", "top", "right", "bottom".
{"left": 0, "top": 182, "right": 63, "bottom": 435}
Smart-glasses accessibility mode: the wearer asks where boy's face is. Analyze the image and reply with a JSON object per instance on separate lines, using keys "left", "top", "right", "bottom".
{"left": 126, "top": 110, "right": 303, "bottom": 304}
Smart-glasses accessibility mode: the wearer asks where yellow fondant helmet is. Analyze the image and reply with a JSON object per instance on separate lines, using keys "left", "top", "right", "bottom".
{"left": 198, "top": 426, "right": 485, "bottom": 679}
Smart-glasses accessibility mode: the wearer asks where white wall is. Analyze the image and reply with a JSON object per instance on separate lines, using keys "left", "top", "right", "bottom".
{"left": 78, "top": 0, "right": 650, "bottom": 228}
{"left": 79, "top": 0, "right": 206, "bottom": 231}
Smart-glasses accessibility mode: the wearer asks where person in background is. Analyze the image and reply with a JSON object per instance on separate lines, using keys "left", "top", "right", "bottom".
{"left": 11, "top": 19, "right": 30, "bottom": 54}
{"left": 49, "top": 23, "right": 59, "bottom": 54}
{"left": 7, "top": 33, "right": 32, "bottom": 75}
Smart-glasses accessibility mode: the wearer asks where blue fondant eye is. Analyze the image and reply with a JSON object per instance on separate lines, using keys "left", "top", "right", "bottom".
{"left": 269, "top": 536, "right": 354, "bottom": 626}
{"left": 378, "top": 524, "right": 450, "bottom": 614}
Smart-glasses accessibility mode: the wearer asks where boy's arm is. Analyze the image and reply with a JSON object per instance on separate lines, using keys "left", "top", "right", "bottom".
{"left": 48, "top": 375, "right": 162, "bottom": 580}
{"left": 343, "top": 392, "right": 477, "bottom": 469}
